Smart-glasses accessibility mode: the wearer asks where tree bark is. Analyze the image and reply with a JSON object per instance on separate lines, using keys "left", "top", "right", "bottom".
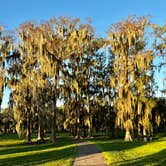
{"left": 76, "top": 116, "right": 81, "bottom": 139}
{"left": 87, "top": 116, "right": 92, "bottom": 137}
{"left": 38, "top": 125, "right": 44, "bottom": 142}
{"left": 51, "top": 103, "right": 56, "bottom": 143}
{"left": 37, "top": 108, "right": 45, "bottom": 142}
{"left": 143, "top": 127, "right": 147, "bottom": 142}
{"left": 51, "top": 71, "right": 58, "bottom": 143}
{"left": 124, "top": 129, "right": 133, "bottom": 141}
{"left": 26, "top": 111, "right": 31, "bottom": 143}
{"left": 87, "top": 96, "right": 92, "bottom": 138}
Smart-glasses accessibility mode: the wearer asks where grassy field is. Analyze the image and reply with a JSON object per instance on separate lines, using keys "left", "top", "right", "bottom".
{"left": 1, "top": 133, "right": 166, "bottom": 166}
{"left": 92, "top": 133, "right": 166, "bottom": 166}
{"left": 0, "top": 134, "right": 76, "bottom": 166}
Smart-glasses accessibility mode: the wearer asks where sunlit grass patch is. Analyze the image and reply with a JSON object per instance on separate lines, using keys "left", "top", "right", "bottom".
{"left": 0, "top": 134, "right": 76, "bottom": 166}
{"left": 92, "top": 134, "right": 166, "bottom": 166}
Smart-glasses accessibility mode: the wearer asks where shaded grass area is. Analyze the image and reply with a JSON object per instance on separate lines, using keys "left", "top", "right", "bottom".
{"left": 91, "top": 133, "right": 166, "bottom": 166}
{"left": 0, "top": 134, "right": 76, "bottom": 166}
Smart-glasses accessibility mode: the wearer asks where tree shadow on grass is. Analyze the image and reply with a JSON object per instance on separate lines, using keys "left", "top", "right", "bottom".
{"left": 0, "top": 145, "right": 75, "bottom": 166}
{"left": 0, "top": 134, "right": 20, "bottom": 141}
{"left": 95, "top": 139, "right": 147, "bottom": 152}
{"left": 71, "top": 137, "right": 149, "bottom": 159}
{"left": 113, "top": 149, "right": 166, "bottom": 166}
{"left": 91, "top": 136, "right": 166, "bottom": 166}
{"left": 72, "top": 139, "right": 146, "bottom": 158}
{"left": 0, "top": 136, "right": 76, "bottom": 166}
{"left": 0, "top": 137, "right": 73, "bottom": 155}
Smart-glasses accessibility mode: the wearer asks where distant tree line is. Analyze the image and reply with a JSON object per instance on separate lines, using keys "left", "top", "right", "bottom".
{"left": 0, "top": 16, "right": 166, "bottom": 142}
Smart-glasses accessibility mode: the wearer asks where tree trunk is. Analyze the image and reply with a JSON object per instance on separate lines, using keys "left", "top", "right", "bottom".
{"left": 51, "top": 105, "right": 56, "bottom": 143}
{"left": 111, "top": 127, "right": 116, "bottom": 138}
{"left": 83, "top": 124, "right": 87, "bottom": 137}
{"left": 143, "top": 127, "right": 147, "bottom": 142}
{"left": 87, "top": 116, "right": 92, "bottom": 138}
{"left": 75, "top": 89, "right": 81, "bottom": 139}
{"left": 76, "top": 117, "right": 81, "bottom": 139}
{"left": 37, "top": 107, "right": 45, "bottom": 142}
{"left": 124, "top": 128, "right": 133, "bottom": 141}
{"left": 26, "top": 112, "right": 31, "bottom": 143}
{"left": 85, "top": 92, "right": 92, "bottom": 138}
{"left": 73, "top": 125, "right": 77, "bottom": 137}
{"left": 137, "top": 123, "right": 142, "bottom": 140}
{"left": 38, "top": 123, "right": 44, "bottom": 142}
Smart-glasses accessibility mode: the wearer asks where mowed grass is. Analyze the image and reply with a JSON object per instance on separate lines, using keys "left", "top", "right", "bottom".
{"left": 0, "top": 134, "right": 76, "bottom": 166}
{"left": 92, "top": 133, "right": 166, "bottom": 166}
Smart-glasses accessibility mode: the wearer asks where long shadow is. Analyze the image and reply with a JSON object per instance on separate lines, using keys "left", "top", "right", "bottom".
{"left": 113, "top": 149, "right": 166, "bottom": 166}
{"left": 0, "top": 137, "right": 74, "bottom": 155}
{"left": 71, "top": 136, "right": 150, "bottom": 159}
{"left": 72, "top": 140, "right": 146, "bottom": 160}
{"left": 1, "top": 134, "right": 165, "bottom": 166}
{"left": 94, "top": 139, "right": 147, "bottom": 152}
{"left": 0, "top": 145, "right": 75, "bottom": 166}
{"left": 88, "top": 136, "right": 166, "bottom": 166}
{"left": 70, "top": 134, "right": 166, "bottom": 159}
{"left": 0, "top": 134, "right": 19, "bottom": 140}
{"left": 91, "top": 133, "right": 166, "bottom": 153}
{"left": 0, "top": 141, "right": 25, "bottom": 148}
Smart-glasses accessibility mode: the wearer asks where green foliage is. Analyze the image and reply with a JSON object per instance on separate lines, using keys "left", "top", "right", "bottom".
{"left": 108, "top": 16, "right": 155, "bottom": 141}
{"left": 0, "top": 108, "right": 15, "bottom": 134}
{"left": 0, "top": 15, "right": 165, "bottom": 143}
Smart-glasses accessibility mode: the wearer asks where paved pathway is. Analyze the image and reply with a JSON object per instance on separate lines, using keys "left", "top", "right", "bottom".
{"left": 73, "top": 141, "right": 107, "bottom": 166}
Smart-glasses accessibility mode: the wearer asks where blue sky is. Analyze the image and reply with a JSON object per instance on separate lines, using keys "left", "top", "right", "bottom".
{"left": 1, "top": 0, "right": 166, "bottom": 108}
{"left": 1, "top": 0, "right": 166, "bottom": 34}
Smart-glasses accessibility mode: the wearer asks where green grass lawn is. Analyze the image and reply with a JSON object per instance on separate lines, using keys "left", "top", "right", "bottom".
{"left": 92, "top": 133, "right": 166, "bottom": 166}
{"left": 1, "top": 133, "right": 166, "bottom": 166}
{"left": 0, "top": 134, "right": 76, "bottom": 166}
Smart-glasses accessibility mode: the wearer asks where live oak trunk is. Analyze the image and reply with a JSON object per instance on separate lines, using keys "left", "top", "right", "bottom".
{"left": 143, "top": 127, "right": 147, "bottom": 142}
{"left": 38, "top": 124, "right": 44, "bottom": 142}
{"left": 26, "top": 110, "right": 31, "bottom": 143}
{"left": 37, "top": 109, "right": 45, "bottom": 142}
{"left": 124, "top": 128, "right": 133, "bottom": 141}
{"left": 51, "top": 101, "right": 56, "bottom": 143}
{"left": 87, "top": 95, "right": 92, "bottom": 138}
